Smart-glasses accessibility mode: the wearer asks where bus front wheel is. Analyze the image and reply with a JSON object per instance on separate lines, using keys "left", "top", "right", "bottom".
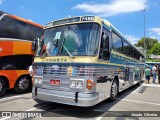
{"left": 14, "top": 76, "right": 32, "bottom": 93}
{"left": 0, "top": 78, "right": 7, "bottom": 96}
{"left": 109, "top": 80, "right": 118, "bottom": 102}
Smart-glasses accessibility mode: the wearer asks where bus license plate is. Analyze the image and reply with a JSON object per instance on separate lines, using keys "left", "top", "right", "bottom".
{"left": 50, "top": 79, "right": 60, "bottom": 86}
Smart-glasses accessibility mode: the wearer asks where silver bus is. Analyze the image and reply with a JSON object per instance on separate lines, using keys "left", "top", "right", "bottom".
{"left": 32, "top": 16, "right": 145, "bottom": 107}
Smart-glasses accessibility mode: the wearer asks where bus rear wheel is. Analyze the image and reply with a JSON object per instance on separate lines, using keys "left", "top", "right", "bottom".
{"left": 14, "top": 76, "right": 32, "bottom": 93}
{"left": 110, "top": 80, "right": 118, "bottom": 102}
{"left": 0, "top": 78, "right": 7, "bottom": 96}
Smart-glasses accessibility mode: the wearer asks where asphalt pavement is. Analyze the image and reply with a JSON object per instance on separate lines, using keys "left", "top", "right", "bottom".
{"left": 0, "top": 77, "right": 160, "bottom": 120}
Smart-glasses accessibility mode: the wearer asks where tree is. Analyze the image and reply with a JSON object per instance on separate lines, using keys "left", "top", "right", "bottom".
{"left": 137, "top": 37, "right": 158, "bottom": 50}
{"left": 149, "top": 43, "right": 160, "bottom": 55}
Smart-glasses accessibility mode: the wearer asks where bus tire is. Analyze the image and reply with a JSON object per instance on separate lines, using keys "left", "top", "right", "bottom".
{"left": 14, "top": 76, "right": 32, "bottom": 93}
{"left": 0, "top": 78, "right": 7, "bottom": 97}
{"left": 109, "top": 79, "right": 118, "bottom": 102}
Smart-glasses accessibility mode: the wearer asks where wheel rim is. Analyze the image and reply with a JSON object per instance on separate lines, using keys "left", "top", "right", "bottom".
{"left": 0, "top": 82, "right": 2, "bottom": 92}
{"left": 18, "top": 77, "right": 29, "bottom": 91}
{"left": 111, "top": 82, "right": 118, "bottom": 98}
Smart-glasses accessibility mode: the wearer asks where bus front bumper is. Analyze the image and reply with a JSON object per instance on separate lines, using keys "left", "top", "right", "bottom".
{"left": 32, "top": 87, "right": 99, "bottom": 107}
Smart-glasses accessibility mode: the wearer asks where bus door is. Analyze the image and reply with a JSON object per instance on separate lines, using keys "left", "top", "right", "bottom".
{"left": 129, "top": 65, "right": 134, "bottom": 83}
{"left": 134, "top": 66, "right": 140, "bottom": 81}
{"left": 97, "top": 27, "right": 111, "bottom": 96}
{"left": 99, "top": 27, "right": 111, "bottom": 60}
{"left": 124, "top": 66, "right": 129, "bottom": 81}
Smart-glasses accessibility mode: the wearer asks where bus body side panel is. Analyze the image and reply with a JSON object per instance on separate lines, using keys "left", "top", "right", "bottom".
{"left": 0, "top": 40, "right": 13, "bottom": 57}
{"left": 13, "top": 40, "right": 33, "bottom": 55}
{"left": 109, "top": 50, "right": 144, "bottom": 91}
{"left": 0, "top": 40, "right": 33, "bottom": 89}
{"left": 96, "top": 78, "right": 113, "bottom": 102}
{"left": 95, "top": 65, "right": 118, "bottom": 101}
{"left": 0, "top": 70, "right": 13, "bottom": 88}
{"left": 0, "top": 39, "right": 33, "bottom": 55}
{"left": 11, "top": 70, "right": 30, "bottom": 88}
{"left": 0, "top": 70, "right": 31, "bottom": 89}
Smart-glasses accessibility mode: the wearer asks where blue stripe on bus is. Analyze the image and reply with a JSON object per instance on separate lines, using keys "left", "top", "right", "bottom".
{"left": 34, "top": 62, "right": 144, "bottom": 67}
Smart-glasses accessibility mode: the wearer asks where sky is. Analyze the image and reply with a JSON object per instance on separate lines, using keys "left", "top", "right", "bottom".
{"left": 0, "top": 0, "right": 160, "bottom": 44}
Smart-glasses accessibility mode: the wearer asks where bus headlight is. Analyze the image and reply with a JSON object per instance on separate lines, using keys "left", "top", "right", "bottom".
{"left": 70, "top": 79, "right": 84, "bottom": 89}
{"left": 38, "top": 77, "right": 42, "bottom": 84}
{"left": 70, "top": 80, "right": 76, "bottom": 88}
{"left": 34, "top": 78, "right": 39, "bottom": 84}
{"left": 34, "top": 77, "right": 43, "bottom": 85}
{"left": 77, "top": 81, "right": 83, "bottom": 88}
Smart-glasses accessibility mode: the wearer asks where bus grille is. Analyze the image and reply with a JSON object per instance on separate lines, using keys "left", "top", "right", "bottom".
{"left": 34, "top": 65, "right": 120, "bottom": 77}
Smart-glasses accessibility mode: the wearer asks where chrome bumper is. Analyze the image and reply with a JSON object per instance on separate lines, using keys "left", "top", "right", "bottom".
{"left": 32, "top": 87, "right": 99, "bottom": 107}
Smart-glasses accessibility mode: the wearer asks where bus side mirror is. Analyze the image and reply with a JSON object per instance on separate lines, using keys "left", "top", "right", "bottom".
{"left": 32, "top": 38, "right": 38, "bottom": 51}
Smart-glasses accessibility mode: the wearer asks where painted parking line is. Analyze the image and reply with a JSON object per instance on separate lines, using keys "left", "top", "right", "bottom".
{"left": 132, "top": 82, "right": 160, "bottom": 94}
{"left": 95, "top": 98, "right": 160, "bottom": 120}
{"left": 120, "top": 98, "right": 160, "bottom": 106}
{"left": 142, "top": 83, "right": 160, "bottom": 87}
{"left": 0, "top": 95, "right": 22, "bottom": 102}
{"left": 131, "top": 85, "right": 141, "bottom": 93}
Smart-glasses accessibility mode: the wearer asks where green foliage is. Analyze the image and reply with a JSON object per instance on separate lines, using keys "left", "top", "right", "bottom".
{"left": 146, "top": 58, "right": 160, "bottom": 62}
{"left": 136, "top": 37, "right": 160, "bottom": 62}
{"left": 137, "top": 37, "right": 158, "bottom": 50}
{"left": 149, "top": 43, "right": 160, "bottom": 55}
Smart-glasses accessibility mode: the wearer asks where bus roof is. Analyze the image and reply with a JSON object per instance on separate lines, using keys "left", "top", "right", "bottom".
{"left": 146, "top": 62, "right": 160, "bottom": 64}
{"left": 45, "top": 16, "right": 103, "bottom": 29}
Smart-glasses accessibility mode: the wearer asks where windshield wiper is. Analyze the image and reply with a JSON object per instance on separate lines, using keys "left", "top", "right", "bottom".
{"left": 62, "top": 38, "right": 74, "bottom": 58}
{"left": 62, "top": 44, "right": 74, "bottom": 58}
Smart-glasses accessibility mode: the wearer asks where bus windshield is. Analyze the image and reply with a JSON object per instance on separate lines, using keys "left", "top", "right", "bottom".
{"left": 37, "top": 22, "right": 100, "bottom": 56}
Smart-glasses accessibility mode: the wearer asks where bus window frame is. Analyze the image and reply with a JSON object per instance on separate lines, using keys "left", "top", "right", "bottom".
{"left": 111, "top": 30, "right": 123, "bottom": 53}
{"left": 99, "top": 26, "right": 111, "bottom": 61}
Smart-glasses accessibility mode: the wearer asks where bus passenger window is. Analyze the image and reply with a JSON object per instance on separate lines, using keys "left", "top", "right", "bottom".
{"left": 112, "top": 32, "right": 123, "bottom": 53}
{"left": 103, "top": 36, "right": 110, "bottom": 60}
{"left": 99, "top": 32, "right": 104, "bottom": 59}
{"left": 99, "top": 31, "right": 110, "bottom": 60}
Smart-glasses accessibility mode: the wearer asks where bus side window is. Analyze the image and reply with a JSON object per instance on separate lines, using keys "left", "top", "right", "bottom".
{"left": 99, "top": 32, "right": 104, "bottom": 59}
{"left": 103, "top": 35, "right": 110, "bottom": 60}
{"left": 99, "top": 29, "right": 110, "bottom": 60}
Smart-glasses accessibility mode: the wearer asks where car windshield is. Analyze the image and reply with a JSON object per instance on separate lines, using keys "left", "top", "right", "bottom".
{"left": 36, "top": 22, "right": 100, "bottom": 57}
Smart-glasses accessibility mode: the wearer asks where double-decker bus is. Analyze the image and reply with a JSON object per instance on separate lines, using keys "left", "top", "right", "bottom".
{"left": 32, "top": 16, "right": 145, "bottom": 107}
{"left": 0, "top": 11, "right": 43, "bottom": 96}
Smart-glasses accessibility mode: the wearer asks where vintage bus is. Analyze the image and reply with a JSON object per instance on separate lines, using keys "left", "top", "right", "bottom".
{"left": 0, "top": 11, "right": 43, "bottom": 96}
{"left": 32, "top": 16, "right": 145, "bottom": 107}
